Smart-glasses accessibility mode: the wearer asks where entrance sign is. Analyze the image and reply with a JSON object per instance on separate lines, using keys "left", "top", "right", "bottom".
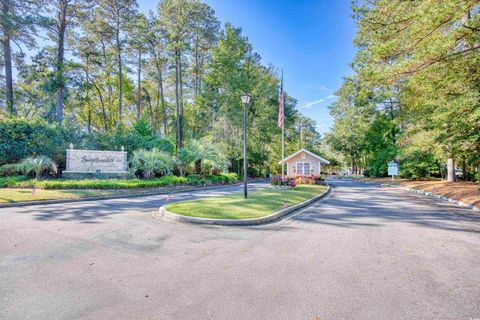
{"left": 65, "top": 146, "right": 128, "bottom": 173}
{"left": 388, "top": 161, "right": 398, "bottom": 179}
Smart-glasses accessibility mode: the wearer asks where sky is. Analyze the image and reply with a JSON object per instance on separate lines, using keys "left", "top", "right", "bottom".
{"left": 139, "top": 0, "right": 357, "bottom": 135}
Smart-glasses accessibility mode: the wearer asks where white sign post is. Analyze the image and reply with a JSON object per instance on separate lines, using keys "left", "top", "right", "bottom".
{"left": 388, "top": 161, "right": 398, "bottom": 181}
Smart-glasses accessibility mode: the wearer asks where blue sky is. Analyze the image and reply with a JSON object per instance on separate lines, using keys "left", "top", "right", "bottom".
{"left": 139, "top": 0, "right": 357, "bottom": 135}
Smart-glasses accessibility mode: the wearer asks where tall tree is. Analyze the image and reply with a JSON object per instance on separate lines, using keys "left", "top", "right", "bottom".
{"left": 338, "top": 0, "right": 480, "bottom": 184}
{"left": 0, "top": 0, "right": 40, "bottom": 114}
{"left": 126, "top": 13, "right": 149, "bottom": 119}
{"left": 158, "top": 0, "right": 213, "bottom": 151}
{"left": 97, "top": 0, "right": 137, "bottom": 125}
{"left": 145, "top": 12, "right": 167, "bottom": 134}
{"left": 46, "top": 0, "right": 91, "bottom": 124}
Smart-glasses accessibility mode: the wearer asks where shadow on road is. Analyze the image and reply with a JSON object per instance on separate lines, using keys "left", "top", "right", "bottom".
{"left": 291, "top": 180, "right": 480, "bottom": 234}
{"left": 10, "top": 183, "right": 268, "bottom": 223}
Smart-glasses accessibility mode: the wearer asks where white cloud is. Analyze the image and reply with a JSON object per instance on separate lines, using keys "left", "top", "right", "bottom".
{"left": 301, "top": 94, "right": 335, "bottom": 109}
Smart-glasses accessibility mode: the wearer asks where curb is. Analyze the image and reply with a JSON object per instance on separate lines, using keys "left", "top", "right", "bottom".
{"left": 158, "top": 185, "right": 332, "bottom": 226}
{"left": 379, "top": 183, "right": 480, "bottom": 212}
{"left": 338, "top": 178, "right": 479, "bottom": 212}
{"left": 0, "top": 181, "right": 268, "bottom": 208}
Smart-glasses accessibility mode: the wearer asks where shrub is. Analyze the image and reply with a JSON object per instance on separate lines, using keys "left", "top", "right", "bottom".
{"left": 315, "top": 175, "right": 325, "bottom": 184}
{"left": 0, "top": 163, "right": 21, "bottom": 177}
{"left": 271, "top": 176, "right": 294, "bottom": 186}
{"left": 0, "top": 174, "right": 238, "bottom": 189}
{"left": 18, "top": 156, "right": 58, "bottom": 179}
{"left": 129, "top": 148, "right": 174, "bottom": 179}
{"left": 176, "top": 139, "right": 229, "bottom": 175}
{"left": 295, "top": 175, "right": 316, "bottom": 185}
{"left": 0, "top": 118, "right": 66, "bottom": 166}
{"left": 0, "top": 176, "right": 29, "bottom": 187}
{"left": 187, "top": 173, "right": 239, "bottom": 186}
{"left": 95, "top": 123, "right": 175, "bottom": 155}
{"left": 0, "top": 118, "right": 175, "bottom": 170}
{"left": 187, "top": 174, "right": 205, "bottom": 186}
{"left": 399, "top": 151, "right": 439, "bottom": 179}
{"left": 7, "top": 176, "right": 188, "bottom": 189}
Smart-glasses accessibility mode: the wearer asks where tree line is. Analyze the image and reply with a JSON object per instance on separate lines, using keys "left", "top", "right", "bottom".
{"left": 0, "top": 0, "right": 324, "bottom": 176}
{"left": 326, "top": 0, "right": 479, "bottom": 187}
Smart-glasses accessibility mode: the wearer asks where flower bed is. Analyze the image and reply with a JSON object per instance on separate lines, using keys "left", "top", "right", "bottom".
{"left": 295, "top": 174, "right": 325, "bottom": 185}
{"left": 270, "top": 176, "right": 296, "bottom": 188}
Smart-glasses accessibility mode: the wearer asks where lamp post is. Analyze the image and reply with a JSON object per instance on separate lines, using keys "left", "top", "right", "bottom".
{"left": 241, "top": 93, "right": 250, "bottom": 199}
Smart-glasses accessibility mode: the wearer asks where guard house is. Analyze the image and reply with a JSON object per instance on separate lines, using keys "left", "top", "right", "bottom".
{"left": 278, "top": 148, "right": 330, "bottom": 176}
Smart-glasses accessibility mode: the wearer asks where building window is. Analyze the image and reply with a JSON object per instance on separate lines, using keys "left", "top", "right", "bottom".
{"left": 296, "top": 162, "right": 303, "bottom": 175}
{"left": 301, "top": 152, "right": 306, "bottom": 160}
{"left": 296, "top": 162, "right": 311, "bottom": 175}
{"left": 304, "top": 162, "right": 311, "bottom": 174}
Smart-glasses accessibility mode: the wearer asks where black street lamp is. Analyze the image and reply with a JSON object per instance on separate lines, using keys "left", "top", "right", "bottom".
{"left": 241, "top": 93, "right": 250, "bottom": 199}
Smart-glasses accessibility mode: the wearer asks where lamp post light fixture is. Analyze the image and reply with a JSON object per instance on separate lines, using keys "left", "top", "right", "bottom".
{"left": 241, "top": 93, "right": 250, "bottom": 199}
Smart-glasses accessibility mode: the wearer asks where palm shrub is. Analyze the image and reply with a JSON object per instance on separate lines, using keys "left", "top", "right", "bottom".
{"left": 18, "top": 156, "right": 58, "bottom": 179}
{"left": 176, "top": 140, "right": 229, "bottom": 175}
{"left": 129, "top": 148, "right": 174, "bottom": 179}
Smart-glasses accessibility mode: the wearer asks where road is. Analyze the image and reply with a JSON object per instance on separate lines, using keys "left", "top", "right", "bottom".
{"left": 1, "top": 179, "right": 479, "bottom": 320}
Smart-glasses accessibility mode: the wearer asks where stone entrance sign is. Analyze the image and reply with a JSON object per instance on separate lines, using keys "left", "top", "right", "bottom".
{"left": 65, "top": 146, "right": 128, "bottom": 173}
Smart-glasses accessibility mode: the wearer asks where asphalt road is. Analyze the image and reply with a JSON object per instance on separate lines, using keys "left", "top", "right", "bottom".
{"left": 1, "top": 179, "right": 479, "bottom": 320}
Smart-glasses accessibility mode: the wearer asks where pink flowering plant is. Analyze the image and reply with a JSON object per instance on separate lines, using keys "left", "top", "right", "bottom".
{"left": 270, "top": 176, "right": 295, "bottom": 187}
{"left": 294, "top": 174, "right": 325, "bottom": 185}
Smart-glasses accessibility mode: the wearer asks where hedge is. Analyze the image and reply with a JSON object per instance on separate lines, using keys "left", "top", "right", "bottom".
{"left": 0, "top": 173, "right": 239, "bottom": 190}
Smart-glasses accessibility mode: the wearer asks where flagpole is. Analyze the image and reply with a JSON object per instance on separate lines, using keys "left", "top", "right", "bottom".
{"left": 281, "top": 69, "right": 285, "bottom": 181}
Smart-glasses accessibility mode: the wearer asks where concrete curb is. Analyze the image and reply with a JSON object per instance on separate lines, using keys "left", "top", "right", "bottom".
{"left": 339, "top": 178, "right": 480, "bottom": 212}
{"left": 0, "top": 181, "right": 264, "bottom": 208}
{"left": 379, "top": 183, "right": 480, "bottom": 212}
{"left": 158, "top": 185, "right": 332, "bottom": 226}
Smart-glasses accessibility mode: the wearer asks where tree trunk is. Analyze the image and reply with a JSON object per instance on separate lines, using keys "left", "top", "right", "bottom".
{"left": 84, "top": 68, "right": 92, "bottom": 133}
{"left": 175, "top": 50, "right": 181, "bottom": 152}
{"left": 55, "top": 0, "right": 68, "bottom": 125}
{"left": 179, "top": 52, "right": 184, "bottom": 145}
{"left": 143, "top": 88, "right": 153, "bottom": 126}
{"left": 87, "top": 107, "right": 92, "bottom": 133}
{"left": 136, "top": 48, "right": 142, "bottom": 119}
{"left": 93, "top": 82, "right": 108, "bottom": 132}
{"left": 477, "top": 145, "right": 480, "bottom": 191}
{"left": 150, "top": 41, "right": 166, "bottom": 135}
{"left": 194, "top": 34, "right": 199, "bottom": 96}
{"left": 194, "top": 159, "right": 202, "bottom": 174}
{"left": 116, "top": 27, "right": 123, "bottom": 125}
{"left": 158, "top": 64, "right": 166, "bottom": 136}
{"left": 2, "top": 36, "right": 13, "bottom": 114}
{"left": 447, "top": 152, "right": 456, "bottom": 182}
{"left": 461, "top": 156, "right": 467, "bottom": 181}
{"left": 1, "top": 0, "right": 14, "bottom": 114}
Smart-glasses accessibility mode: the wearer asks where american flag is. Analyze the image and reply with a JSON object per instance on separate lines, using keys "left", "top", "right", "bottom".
{"left": 278, "top": 85, "right": 284, "bottom": 128}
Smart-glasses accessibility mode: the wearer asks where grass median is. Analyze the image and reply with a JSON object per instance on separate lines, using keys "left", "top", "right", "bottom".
{"left": 163, "top": 184, "right": 327, "bottom": 220}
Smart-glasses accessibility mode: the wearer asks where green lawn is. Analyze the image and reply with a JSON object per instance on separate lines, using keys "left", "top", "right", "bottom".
{"left": 163, "top": 185, "right": 327, "bottom": 219}
{"left": 0, "top": 188, "right": 120, "bottom": 203}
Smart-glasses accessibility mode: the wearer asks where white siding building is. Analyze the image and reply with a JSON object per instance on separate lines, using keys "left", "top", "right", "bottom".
{"left": 278, "top": 149, "right": 330, "bottom": 177}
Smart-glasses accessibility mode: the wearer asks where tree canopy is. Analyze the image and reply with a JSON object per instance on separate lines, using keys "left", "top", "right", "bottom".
{"left": 0, "top": 0, "right": 325, "bottom": 176}
{"left": 327, "top": 0, "right": 479, "bottom": 186}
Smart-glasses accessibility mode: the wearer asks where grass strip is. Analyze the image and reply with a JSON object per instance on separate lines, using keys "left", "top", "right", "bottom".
{"left": 164, "top": 185, "right": 327, "bottom": 219}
